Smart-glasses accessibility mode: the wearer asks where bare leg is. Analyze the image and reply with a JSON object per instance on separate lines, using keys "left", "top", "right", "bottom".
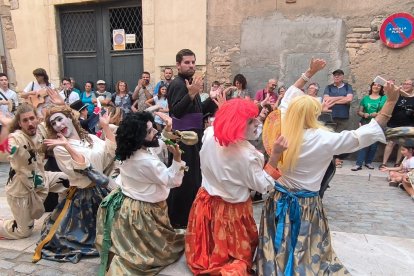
{"left": 401, "top": 178, "right": 414, "bottom": 196}
{"left": 382, "top": 141, "right": 395, "bottom": 165}
{"left": 395, "top": 145, "right": 403, "bottom": 165}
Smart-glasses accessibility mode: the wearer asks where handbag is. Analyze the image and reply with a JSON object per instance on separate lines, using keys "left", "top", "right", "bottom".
{"left": 74, "top": 165, "right": 109, "bottom": 186}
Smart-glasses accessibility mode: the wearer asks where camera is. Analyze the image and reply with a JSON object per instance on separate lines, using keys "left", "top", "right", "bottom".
{"left": 405, "top": 105, "right": 414, "bottom": 118}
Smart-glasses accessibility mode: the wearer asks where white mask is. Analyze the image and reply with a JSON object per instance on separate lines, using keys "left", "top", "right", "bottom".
{"left": 49, "top": 112, "right": 75, "bottom": 138}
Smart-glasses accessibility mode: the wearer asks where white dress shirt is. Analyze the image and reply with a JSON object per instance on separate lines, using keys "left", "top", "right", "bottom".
{"left": 200, "top": 127, "right": 275, "bottom": 203}
{"left": 117, "top": 145, "right": 186, "bottom": 203}
{"left": 53, "top": 135, "right": 116, "bottom": 188}
{"left": 59, "top": 90, "right": 80, "bottom": 104}
{"left": 278, "top": 84, "right": 386, "bottom": 191}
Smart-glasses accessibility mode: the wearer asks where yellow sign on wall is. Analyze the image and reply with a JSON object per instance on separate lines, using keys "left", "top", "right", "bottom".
{"left": 113, "top": 29, "right": 125, "bottom": 51}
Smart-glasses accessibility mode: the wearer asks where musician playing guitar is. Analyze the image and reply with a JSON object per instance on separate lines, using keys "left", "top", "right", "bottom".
{"left": 21, "top": 68, "right": 55, "bottom": 117}
{"left": 0, "top": 73, "right": 19, "bottom": 115}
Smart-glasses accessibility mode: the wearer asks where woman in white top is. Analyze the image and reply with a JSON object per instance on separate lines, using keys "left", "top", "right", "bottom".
{"left": 33, "top": 105, "right": 116, "bottom": 263}
{"left": 256, "top": 59, "right": 401, "bottom": 276}
{"left": 186, "top": 98, "right": 287, "bottom": 275}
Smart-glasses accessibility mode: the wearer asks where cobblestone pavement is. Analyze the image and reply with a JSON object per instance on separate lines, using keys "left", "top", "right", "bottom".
{"left": 0, "top": 161, "right": 413, "bottom": 275}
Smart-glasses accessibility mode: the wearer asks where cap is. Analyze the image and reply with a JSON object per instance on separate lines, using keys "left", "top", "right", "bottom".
{"left": 96, "top": 80, "right": 106, "bottom": 84}
{"left": 332, "top": 69, "right": 344, "bottom": 75}
{"left": 70, "top": 100, "right": 88, "bottom": 112}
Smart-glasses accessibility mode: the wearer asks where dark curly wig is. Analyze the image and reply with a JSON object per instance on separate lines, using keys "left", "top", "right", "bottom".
{"left": 115, "top": 112, "right": 154, "bottom": 161}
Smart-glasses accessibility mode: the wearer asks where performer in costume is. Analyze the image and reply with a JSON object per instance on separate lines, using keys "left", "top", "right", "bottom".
{"left": 96, "top": 112, "right": 190, "bottom": 275}
{"left": 0, "top": 104, "right": 67, "bottom": 240}
{"left": 185, "top": 98, "right": 287, "bottom": 275}
{"left": 167, "top": 48, "right": 216, "bottom": 228}
{"left": 33, "top": 105, "right": 116, "bottom": 263}
{"left": 256, "top": 59, "right": 401, "bottom": 275}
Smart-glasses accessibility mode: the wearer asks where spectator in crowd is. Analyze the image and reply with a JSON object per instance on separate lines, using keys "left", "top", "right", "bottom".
{"left": 154, "top": 67, "right": 174, "bottom": 96}
{"left": 224, "top": 74, "right": 249, "bottom": 99}
{"left": 112, "top": 80, "right": 133, "bottom": 115}
{"left": 306, "top": 82, "right": 321, "bottom": 100}
{"left": 254, "top": 79, "right": 278, "bottom": 107}
{"left": 132, "top": 72, "right": 154, "bottom": 112}
{"left": 145, "top": 84, "right": 169, "bottom": 131}
{"left": 70, "top": 77, "right": 81, "bottom": 97}
{"left": 323, "top": 69, "right": 354, "bottom": 168}
{"left": 351, "top": 82, "right": 386, "bottom": 171}
{"left": 93, "top": 80, "right": 112, "bottom": 106}
{"left": 380, "top": 79, "right": 414, "bottom": 168}
{"left": 81, "top": 81, "right": 95, "bottom": 116}
{"left": 381, "top": 145, "right": 414, "bottom": 188}
{"left": 274, "top": 85, "right": 286, "bottom": 108}
{"left": 21, "top": 68, "right": 55, "bottom": 118}
{"left": 69, "top": 100, "right": 98, "bottom": 134}
{"left": 59, "top": 77, "right": 80, "bottom": 105}
{"left": 0, "top": 73, "right": 19, "bottom": 115}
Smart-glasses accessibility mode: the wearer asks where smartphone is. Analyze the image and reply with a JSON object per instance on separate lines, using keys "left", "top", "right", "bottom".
{"left": 373, "top": 76, "right": 387, "bottom": 86}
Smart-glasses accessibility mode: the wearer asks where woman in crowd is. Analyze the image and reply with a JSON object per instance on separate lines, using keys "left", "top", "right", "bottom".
{"left": 274, "top": 85, "right": 286, "bottom": 108}
{"left": 186, "top": 97, "right": 287, "bottom": 275}
{"left": 96, "top": 112, "right": 187, "bottom": 275}
{"left": 224, "top": 73, "right": 249, "bottom": 99}
{"left": 33, "top": 105, "right": 116, "bottom": 263}
{"left": 351, "top": 82, "right": 386, "bottom": 171}
{"left": 112, "top": 80, "right": 133, "bottom": 115}
{"left": 81, "top": 81, "right": 95, "bottom": 116}
{"left": 145, "top": 84, "right": 169, "bottom": 131}
{"left": 256, "top": 58, "right": 400, "bottom": 275}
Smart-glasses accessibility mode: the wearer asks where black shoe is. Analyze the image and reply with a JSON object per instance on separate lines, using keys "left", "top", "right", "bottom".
{"left": 364, "top": 164, "right": 374, "bottom": 170}
{"left": 351, "top": 165, "right": 362, "bottom": 171}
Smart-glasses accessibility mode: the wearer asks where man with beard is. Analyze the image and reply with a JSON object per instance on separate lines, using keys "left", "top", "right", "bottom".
{"left": 154, "top": 67, "right": 174, "bottom": 96}
{"left": 0, "top": 104, "right": 68, "bottom": 239}
{"left": 166, "top": 48, "right": 216, "bottom": 228}
{"left": 95, "top": 112, "right": 187, "bottom": 275}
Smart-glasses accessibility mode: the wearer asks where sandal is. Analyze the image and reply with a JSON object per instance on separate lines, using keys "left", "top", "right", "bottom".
{"left": 335, "top": 163, "right": 342, "bottom": 168}
{"left": 379, "top": 164, "right": 386, "bottom": 169}
{"left": 351, "top": 165, "right": 362, "bottom": 171}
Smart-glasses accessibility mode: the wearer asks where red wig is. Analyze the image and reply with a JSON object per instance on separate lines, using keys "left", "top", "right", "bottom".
{"left": 213, "top": 98, "right": 259, "bottom": 146}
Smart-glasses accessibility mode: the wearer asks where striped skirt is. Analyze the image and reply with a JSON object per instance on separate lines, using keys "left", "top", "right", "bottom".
{"left": 256, "top": 186, "right": 349, "bottom": 275}
{"left": 95, "top": 189, "right": 185, "bottom": 275}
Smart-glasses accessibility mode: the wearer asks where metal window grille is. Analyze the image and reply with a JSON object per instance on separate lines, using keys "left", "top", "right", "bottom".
{"left": 60, "top": 11, "right": 97, "bottom": 53}
{"left": 109, "top": 6, "right": 143, "bottom": 50}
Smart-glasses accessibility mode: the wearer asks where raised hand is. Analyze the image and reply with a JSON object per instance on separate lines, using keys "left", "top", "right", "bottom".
{"left": 384, "top": 82, "right": 401, "bottom": 103}
{"left": 212, "top": 90, "right": 227, "bottom": 109}
{"left": 309, "top": 58, "right": 327, "bottom": 74}
{"left": 272, "top": 135, "right": 288, "bottom": 155}
{"left": 0, "top": 111, "right": 13, "bottom": 127}
{"left": 185, "top": 76, "right": 203, "bottom": 99}
{"left": 167, "top": 143, "right": 182, "bottom": 162}
{"left": 47, "top": 87, "right": 65, "bottom": 105}
{"left": 154, "top": 111, "right": 172, "bottom": 132}
{"left": 44, "top": 133, "right": 69, "bottom": 148}
{"left": 99, "top": 111, "right": 110, "bottom": 127}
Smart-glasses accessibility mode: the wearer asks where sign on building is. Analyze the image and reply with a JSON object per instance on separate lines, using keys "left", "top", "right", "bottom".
{"left": 113, "top": 29, "right": 126, "bottom": 51}
{"left": 380, "top": 13, "right": 414, "bottom": 48}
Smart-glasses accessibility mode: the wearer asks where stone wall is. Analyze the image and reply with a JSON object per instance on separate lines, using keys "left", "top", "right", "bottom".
{"left": 206, "top": 0, "right": 414, "bottom": 121}
{"left": 0, "top": 0, "right": 18, "bottom": 88}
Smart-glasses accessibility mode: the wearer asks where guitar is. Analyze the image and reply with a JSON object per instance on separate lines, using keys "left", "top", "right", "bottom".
{"left": 26, "top": 88, "right": 49, "bottom": 108}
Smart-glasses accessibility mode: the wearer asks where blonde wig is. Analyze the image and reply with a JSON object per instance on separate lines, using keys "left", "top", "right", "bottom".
{"left": 280, "top": 95, "right": 328, "bottom": 172}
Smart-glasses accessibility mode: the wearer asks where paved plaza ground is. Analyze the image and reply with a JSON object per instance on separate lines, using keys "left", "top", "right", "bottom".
{"left": 0, "top": 160, "right": 413, "bottom": 275}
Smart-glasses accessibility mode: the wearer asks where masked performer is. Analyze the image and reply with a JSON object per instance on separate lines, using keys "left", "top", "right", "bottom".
{"left": 185, "top": 98, "right": 287, "bottom": 275}
{"left": 33, "top": 105, "right": 116, "bottom": 263}
{"left": 256, "top": 59, "right": 401, "bottom": 275}
{"left": 96, "top": 112, "right": 190, "bottom": 275}
{"left": 0, "top": 105, "right": 67, "bottom": 240}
